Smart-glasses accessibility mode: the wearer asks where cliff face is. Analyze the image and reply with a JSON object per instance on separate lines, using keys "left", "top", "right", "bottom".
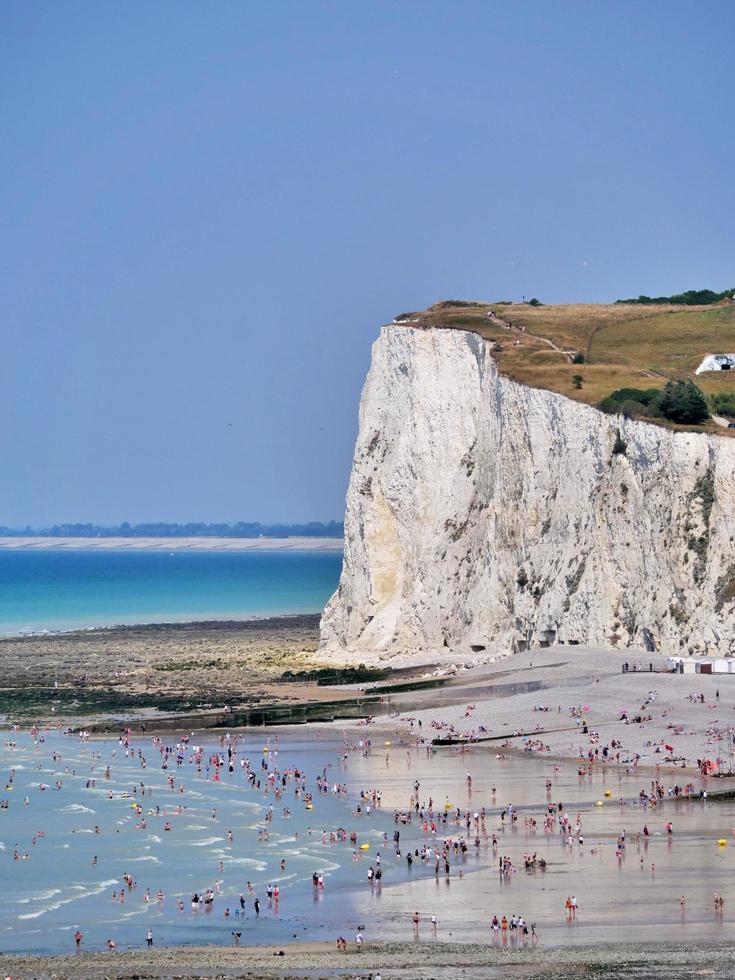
{"left": 320, "top": 325, "right": 735, "bottom": 662}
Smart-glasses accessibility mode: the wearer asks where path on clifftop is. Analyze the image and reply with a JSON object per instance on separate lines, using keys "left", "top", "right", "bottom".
{"left": 487, "top": 310, "right": 575, "bottom": 361}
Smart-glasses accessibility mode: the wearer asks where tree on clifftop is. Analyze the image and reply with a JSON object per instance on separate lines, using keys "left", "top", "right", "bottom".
{"left": 655, "top": 379, "right": 709, "bottom": 425}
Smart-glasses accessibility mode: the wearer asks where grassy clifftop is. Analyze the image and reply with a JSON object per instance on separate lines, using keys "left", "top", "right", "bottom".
{"left": 396, "top": 299, "right": 735, "bottom": 437}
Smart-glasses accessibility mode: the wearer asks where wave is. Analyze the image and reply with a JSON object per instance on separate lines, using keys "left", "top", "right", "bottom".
{"left": 17, "top": 889, "right": 61, "bottom": 905}
{"left": 17, "top": 879, "right": 117, "bottom": 920}
{"left": 217, "top": 856, "right": 267, "bottom": 871}
{"left": 61, "top": 803, "right": 95, "bottom": 814}
{"left": 189, "top": 836, "right": 224, "bottom": 846}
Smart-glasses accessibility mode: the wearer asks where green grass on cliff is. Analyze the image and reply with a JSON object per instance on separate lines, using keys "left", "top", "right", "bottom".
{"left": 400, "top": 299, "right": 735, "bottom": 437}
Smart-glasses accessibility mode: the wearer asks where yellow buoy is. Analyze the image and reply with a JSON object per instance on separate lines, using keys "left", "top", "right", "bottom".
{"left": 604, "top": 790, "right": 612, "bottom": 798}
{"left": 595, "top": 801, "right": 604, "bottom": 807}
{"left": 717, "top": 839, "right": 728, "bottom": 847}
{"left": 384, "top": 741, "right": 392, "bottom": 747}
{"left": 305, "top": 803, "right": 313, "bottom": 810}
{"left": 263, "top": 747, "right": 269, "bottom": 753}
{"left": 360, "top": 843, "right": 370, "bottom": 851}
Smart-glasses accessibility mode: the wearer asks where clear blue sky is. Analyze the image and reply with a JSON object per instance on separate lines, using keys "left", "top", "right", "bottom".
{"left": 1, "top": 1, "right": 733, "bottom": 526}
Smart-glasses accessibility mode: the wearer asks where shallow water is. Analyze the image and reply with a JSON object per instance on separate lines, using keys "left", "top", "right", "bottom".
{"left": 1, "top": 725, "right": 734, "bottom": 955}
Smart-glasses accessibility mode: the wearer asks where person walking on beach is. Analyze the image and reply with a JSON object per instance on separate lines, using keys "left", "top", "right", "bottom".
{"left": 74, "top": 929, "right": 83, "bottom": 950}
{"left": 412, "top": 911, "right": 420, "bottom": 937}
{"left": 146, "top": 928, "right": 153, "bottom": 947}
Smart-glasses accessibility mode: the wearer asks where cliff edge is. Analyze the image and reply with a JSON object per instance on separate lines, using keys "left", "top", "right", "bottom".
{"left": 320, "top": 324, "right": 735, "bottom": 663}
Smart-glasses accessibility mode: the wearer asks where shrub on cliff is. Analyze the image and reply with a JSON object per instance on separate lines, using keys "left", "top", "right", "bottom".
{"left": 711, "top": 391, "right": 735, "bottom": 418}
{"left": 655, "top": 380, "right": 709, "bottom": 425}
{"left": 599, "top": 387, "right": 663, "bottom": 419}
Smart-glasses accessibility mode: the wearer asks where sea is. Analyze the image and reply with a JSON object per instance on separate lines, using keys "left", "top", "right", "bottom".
{"left": 0, "top": 549, "right": 343, "bottom": 635}
{"left": 1, "top": 726, "right": 735, "bottom": 955}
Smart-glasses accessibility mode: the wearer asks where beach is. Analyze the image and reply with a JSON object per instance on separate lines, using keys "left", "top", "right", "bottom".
{"left": 0, "top": 537, "right": 344, "bottom": 552}
{"left": 2, "top": 635, "right": 735, "bottom": 979}
{"left": 2, "top": 693, "right": 735, "bottom": 958}
{"left": 379, "top": 644, "right": 735, "bottom": 771}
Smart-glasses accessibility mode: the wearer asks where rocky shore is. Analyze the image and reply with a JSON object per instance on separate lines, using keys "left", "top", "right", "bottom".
{"left": 0, "top": 616, "right": 339, "bottom": 722}
{"left": 3, "top": 940, "right": 735, "bottom": 979}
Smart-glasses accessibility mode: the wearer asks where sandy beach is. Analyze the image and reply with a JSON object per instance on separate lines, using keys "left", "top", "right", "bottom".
{"left": 0, "top": 536, "right": 344, "bottom": 552}
{"left": 374, "top": 644, "right": 735, "bottom": 772}
{"left": 2, "top": 659, "right": 735, "bottom": 977}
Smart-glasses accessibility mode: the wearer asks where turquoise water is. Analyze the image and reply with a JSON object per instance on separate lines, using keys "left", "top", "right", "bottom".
{"left": 0, "top": 550, "right": 342, "bottom": 634}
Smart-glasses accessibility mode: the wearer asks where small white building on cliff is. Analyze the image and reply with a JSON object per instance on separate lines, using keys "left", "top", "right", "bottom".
{"left": 695, "top": 353, "right": 735, "bottom": 374}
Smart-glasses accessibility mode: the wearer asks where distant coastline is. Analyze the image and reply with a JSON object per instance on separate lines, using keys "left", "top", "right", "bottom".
{"left": 0, "top": 535, "right": 344, "bottom": 552}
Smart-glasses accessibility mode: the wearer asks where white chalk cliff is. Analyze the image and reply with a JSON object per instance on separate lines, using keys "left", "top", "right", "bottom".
{"left": 320, "top": 324, "right": 735, "bottom": 662}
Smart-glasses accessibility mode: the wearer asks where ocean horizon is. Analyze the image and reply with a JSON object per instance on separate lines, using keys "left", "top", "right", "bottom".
{"left": 0, "top": 548, "right": 343, "bottom": 635}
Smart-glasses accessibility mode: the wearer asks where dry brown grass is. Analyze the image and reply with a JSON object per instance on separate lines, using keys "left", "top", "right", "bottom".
{"left": 405, "top": 300, "right": 735, "bottom": 436}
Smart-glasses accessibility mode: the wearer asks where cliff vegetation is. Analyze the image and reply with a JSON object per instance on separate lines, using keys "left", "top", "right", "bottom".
{"left": 397, "top": 297, "right": 735, "bottom": 437}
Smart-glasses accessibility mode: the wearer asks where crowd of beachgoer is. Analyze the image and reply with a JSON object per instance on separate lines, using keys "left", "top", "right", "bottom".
{"left": 3, "top": 700, "right": 734, "bottom": 959}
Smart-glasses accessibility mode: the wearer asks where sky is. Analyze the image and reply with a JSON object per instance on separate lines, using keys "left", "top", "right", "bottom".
{"left": 1, "top": 1, "right": 733, "bottom": 526}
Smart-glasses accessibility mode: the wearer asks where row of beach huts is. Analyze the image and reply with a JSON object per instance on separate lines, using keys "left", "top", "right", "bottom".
{"left": 666, "top": 656, "right": 735, "bottom": 675}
